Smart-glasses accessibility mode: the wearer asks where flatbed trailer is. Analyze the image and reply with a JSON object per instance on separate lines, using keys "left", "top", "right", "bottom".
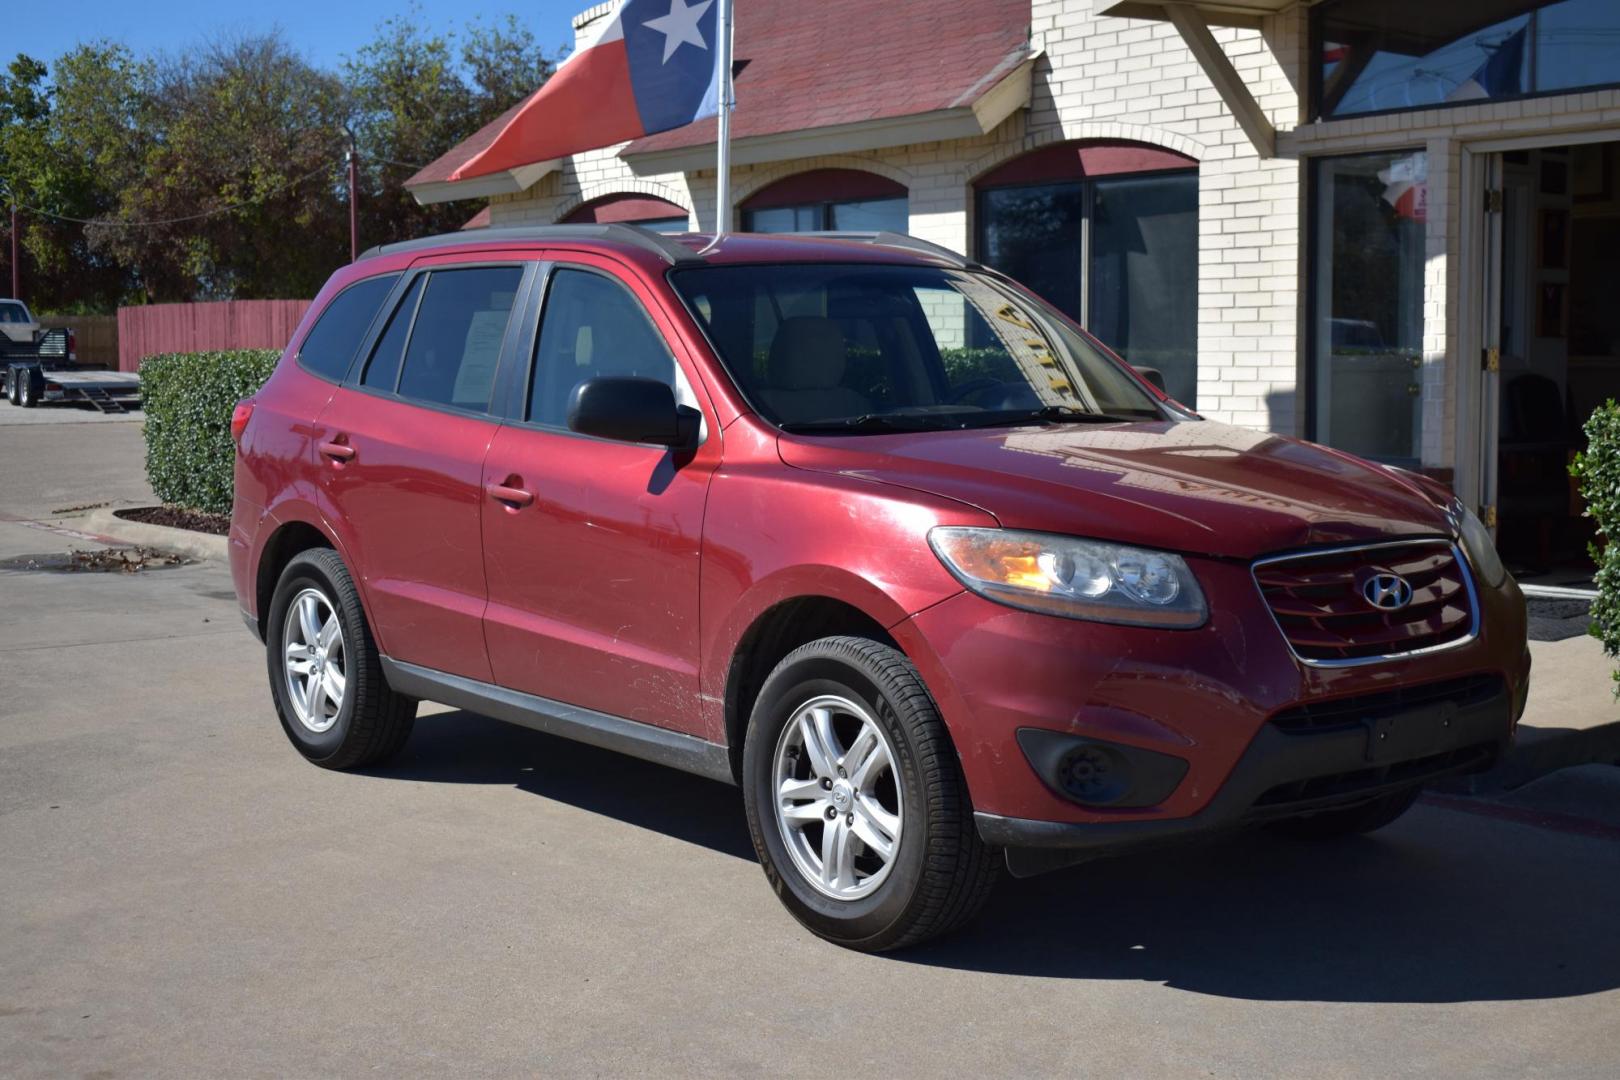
{"left": 3, "top": 365, "right": 142, "bottom": 412}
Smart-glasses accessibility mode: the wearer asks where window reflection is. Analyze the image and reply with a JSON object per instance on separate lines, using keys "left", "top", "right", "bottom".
{"left": 1311, "top": 151, "right": 1427, "bottom": 467}
{"left": 1317, "top": 0, "right": 1620, "bottom": 118}
{"left": 743, "top": 197, "right": 907, "bottom": 234}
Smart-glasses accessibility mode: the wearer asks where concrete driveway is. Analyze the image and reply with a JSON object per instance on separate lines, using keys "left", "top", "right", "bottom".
{"left": 3, "top": 420, "right": 1618, "bottom": 1078}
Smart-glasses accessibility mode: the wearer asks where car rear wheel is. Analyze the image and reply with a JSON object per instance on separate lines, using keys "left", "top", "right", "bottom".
{"left": 1272, "top": 786, "right": 1422, "bottom": 839}
{"left": 17, "top": 372, "right": 34, "bottom": 407}
{"left": 742, "top": 636, "right": 999, "bottom": 952}
{"left": 266, "top": 548, "right": 415, "bottom": 770}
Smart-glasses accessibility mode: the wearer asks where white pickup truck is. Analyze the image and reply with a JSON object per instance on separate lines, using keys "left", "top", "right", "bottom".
{"left": 1, "top": 299, "right": 140, "bottom": 411}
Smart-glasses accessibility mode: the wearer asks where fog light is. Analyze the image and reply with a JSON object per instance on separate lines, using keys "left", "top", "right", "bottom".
{"left": 1017, "top": 727, "right": 1189, "bottom": 809}
{"left": 1059, "top": 745, "right": 1130, "bottom": 804}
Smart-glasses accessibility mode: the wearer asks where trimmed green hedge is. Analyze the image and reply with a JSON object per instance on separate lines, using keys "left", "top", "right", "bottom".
{"left": 140, "top": 350, "right": 280, "bottom": 515}
{"left": 1573, "top": 400, "right": 1620, "bottom": 694}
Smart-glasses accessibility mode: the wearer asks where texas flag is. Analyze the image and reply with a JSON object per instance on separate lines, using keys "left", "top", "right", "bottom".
{"left": 450, "top": 0, "right": 723, "bottom": 182}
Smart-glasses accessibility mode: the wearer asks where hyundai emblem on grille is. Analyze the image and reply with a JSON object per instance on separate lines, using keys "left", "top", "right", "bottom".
{"left": 1362, "top": 573, "right": 1414, "bottom": 611}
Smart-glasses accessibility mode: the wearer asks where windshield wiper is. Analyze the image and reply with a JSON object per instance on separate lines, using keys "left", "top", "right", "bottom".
{"left": 778, "top": 413, "right": 946, "bottom": 434}
{"left": 956, "top": 405, "right": 1142, "bottom": 429}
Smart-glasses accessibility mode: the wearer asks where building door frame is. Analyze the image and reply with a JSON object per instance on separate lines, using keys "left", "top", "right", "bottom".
{"left": 1456, "top": 126, "right": 1620, "bottom": 527}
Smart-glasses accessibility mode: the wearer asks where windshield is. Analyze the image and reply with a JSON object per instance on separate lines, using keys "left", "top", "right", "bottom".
{"left": 670, "top": 264, "right": 1167, "bottom": 433}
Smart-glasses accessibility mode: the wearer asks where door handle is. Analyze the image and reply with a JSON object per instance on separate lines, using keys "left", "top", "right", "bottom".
{"left": 486, "top": 481, "right": 535, "bottom": 509}
{"left": 318, "top": 439, "right": 356, "bottom": 462}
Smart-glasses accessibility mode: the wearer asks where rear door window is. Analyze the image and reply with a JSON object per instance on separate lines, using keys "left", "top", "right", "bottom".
{"left": 297, "top": 274, "right": 398, "bottom": 382}
{"left": 394, "top": 267, "right": 524, "bottom": 414}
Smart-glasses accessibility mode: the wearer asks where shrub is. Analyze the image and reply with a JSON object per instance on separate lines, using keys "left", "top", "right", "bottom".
{"left": 140, "top": 349, "right": 281, "bottom": 515}
{"left": 1572, "top": 400, "right": 1620, "bottom": 694}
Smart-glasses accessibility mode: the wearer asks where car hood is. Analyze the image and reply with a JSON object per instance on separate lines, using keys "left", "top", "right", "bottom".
{"left": 775, "top": 419, "right": 1454, "bottom": 560}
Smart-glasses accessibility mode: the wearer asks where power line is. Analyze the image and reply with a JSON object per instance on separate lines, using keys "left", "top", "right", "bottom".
{"left": 9, "top": 158, "right": 341, "bottom": 229}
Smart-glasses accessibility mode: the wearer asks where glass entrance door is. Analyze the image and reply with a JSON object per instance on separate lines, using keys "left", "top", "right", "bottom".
{"left": 1310, "top": 151, "right": 1428, "bottom": 468}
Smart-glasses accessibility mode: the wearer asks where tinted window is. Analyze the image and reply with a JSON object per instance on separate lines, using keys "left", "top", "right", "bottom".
{"left": 361, "top": 275, "right": 423, "bottom": 392}
{"left": 0, "top": 301, "right": 30, "bottom": 324}
{"left": 528, "top": 269, "right": 676, "bottom": 427}
{"left": 672, "top": 264, "right": 1163, "bottom": 432}
{"left": 297, "top": 275, "right": 398, "bottom": 381}
{"left": 393, "top": 267, "right": 523, "bottom": 413}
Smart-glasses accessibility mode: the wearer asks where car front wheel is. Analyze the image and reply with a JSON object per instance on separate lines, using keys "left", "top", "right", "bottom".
{"left": 742, "top": 636, "right": 999, "bottom": 952}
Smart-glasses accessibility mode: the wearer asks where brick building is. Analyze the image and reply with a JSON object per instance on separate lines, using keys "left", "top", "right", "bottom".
{"left": 410, "top": 0, "right": 1620, "bottom": 575}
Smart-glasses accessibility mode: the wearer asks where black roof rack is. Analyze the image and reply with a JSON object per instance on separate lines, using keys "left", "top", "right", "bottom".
{"left": 357, "top": 223, "right": 703, "bottom": 266}
{"left": 797, "top": 231, "right": 977, "bottom": 269}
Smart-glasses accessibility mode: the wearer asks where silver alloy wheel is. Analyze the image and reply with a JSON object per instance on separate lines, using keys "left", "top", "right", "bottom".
{"left": 772, "top": 693, "right": 904, "bottom": 901}
{"left": 281, "top": 587, "right": 346, "bottom": 734}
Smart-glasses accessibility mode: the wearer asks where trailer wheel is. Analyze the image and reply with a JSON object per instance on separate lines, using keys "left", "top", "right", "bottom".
{"left": 17, "top": 372, "right": 36, "bottom": 407}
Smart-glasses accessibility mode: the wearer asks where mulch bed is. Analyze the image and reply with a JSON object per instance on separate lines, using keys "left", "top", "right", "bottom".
{"left": 115, "top": 505, "right": 230, "bottom": 536}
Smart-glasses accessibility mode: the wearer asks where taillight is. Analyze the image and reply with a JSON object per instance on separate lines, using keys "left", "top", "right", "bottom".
{"left": 230, "top": 400, "right": 255, "bottom": 445}
{"left": 67, "top": 330, "right": 77, "bottom": 360}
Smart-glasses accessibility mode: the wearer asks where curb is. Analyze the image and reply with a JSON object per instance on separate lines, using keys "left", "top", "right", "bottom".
{"left": 81, "top": 507, "right": 228, "bottom": 562}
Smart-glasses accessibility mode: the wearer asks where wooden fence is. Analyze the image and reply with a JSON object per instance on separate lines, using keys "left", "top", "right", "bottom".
{"left": 36, "top": 314, "right": 119, "bottom": 367}
{"left": 116, "top": 299, "right": 312, "bottom": 372}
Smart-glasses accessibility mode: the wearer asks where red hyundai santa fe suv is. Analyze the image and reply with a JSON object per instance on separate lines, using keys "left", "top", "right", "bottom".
{"left": 231, "top": 225, "right": 1530, "bottom": 951}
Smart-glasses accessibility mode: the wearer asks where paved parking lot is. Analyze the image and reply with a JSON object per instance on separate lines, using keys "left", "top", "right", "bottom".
{"left": 3, "top": 420, "right": 1619, "bottom": 1078}
{"left": 0, "top": 399, "right": 142, "bottom": 426}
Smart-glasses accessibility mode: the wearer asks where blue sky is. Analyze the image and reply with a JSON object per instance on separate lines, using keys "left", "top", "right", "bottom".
{"left": 12, "top": 0, "right": 585, "bottom": 71}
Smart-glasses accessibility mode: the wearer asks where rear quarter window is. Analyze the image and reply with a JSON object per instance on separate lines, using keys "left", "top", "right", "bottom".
{"left": 296, "top": 274, "right": 400, "bottom": 382}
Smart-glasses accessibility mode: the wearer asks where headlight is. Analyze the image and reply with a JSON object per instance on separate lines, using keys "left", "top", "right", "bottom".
{"left": 1453, "top": 502, "right": 1507, "bottom": 587}
{"left": 928, "top": 527, "right": 1207, "bottom": 628}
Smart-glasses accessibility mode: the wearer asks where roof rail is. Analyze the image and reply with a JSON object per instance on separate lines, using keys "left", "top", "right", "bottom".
{"left": 799, "top": 231, "right": 977, "bottom": 269}
{"left": 358, "top": 223, "right": 704, "bottom": 266}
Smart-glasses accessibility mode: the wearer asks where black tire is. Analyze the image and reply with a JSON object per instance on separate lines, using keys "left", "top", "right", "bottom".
{"left": 1271, "top": 786, "right": 1422, "bottom": 840}
{"left": 742, "top": 636, "right": 1000, "bottom": 952}
{"left": 17, "top": 370, "right": 35, "bottom": 408}
{"left": 4, "top": 373, "right": 16, "bottom": 405}
{"left": 265, "top": 547, "right": 415, "bottom": 770}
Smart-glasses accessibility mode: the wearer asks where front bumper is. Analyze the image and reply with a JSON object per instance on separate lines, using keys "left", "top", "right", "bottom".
{"left": 977, "top": 672, "right": 1519, "bottom": 875}
{"left": 889, "top": 554, "right": 1531, "bottom": 873}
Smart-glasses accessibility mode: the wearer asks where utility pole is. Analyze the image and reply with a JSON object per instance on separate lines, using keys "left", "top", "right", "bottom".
{"left": 8, "top": 199, "right": 17, "bottom": 301}
{"left": 345, "top": 135, "right": 359, "bottom": 263}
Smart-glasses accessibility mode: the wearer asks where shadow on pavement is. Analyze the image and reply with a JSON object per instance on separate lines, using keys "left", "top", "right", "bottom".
{"left": 372, "top": 710, "right": 1620, "bottom": 1003}
{"left": 367, "top": 709, "right": 754, "bottom": 860}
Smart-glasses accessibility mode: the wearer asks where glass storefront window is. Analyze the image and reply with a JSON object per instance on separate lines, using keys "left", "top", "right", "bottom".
{"left": 743, "top": 197, "right": 907, "bottom": 234}
{"left": 1316, "top": 0, "right": 1620, "bottom": 119}
{"left": 1310, "top": 151, "right": 1427, "bottom": 468}
{"left": 976, "top": 171, "right": 1198, "bottom": 406}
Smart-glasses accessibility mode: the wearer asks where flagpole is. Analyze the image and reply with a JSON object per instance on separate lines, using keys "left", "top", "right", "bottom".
{"left": 714, "top": 0, "right": 733, "bottom": 235}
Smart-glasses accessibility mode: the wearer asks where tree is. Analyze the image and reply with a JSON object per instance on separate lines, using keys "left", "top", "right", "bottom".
{"left": 104, "top": 35, "right": 350, "bottom": 301}
{"left": 463, "top": 15, "right": 556, "bottom": 115}
{"left": 0, "top": 49, "right": 136, "bottom": 311}
{"left": 345, "top": 13, "right": 557, "bottom": 244}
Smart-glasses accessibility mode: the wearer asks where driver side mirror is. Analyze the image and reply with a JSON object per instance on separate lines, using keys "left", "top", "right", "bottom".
{"left": 566, "top": 376, "right": 700, "bottom": 449}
